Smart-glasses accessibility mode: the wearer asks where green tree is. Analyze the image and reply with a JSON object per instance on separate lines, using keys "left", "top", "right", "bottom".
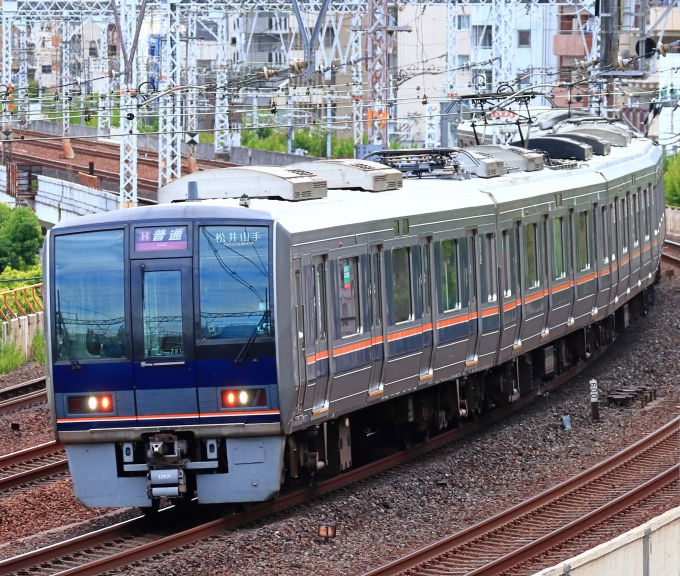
{"left": 0, "top": 203, "right": 11, "bottom": 228}
{"left": 664, "top": 154, "right": 680, "bottom": 207}
{"left": 0, "top": 207, "right": 43, "bottom": 270}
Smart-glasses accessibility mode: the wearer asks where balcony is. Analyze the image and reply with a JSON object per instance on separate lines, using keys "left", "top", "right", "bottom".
{"left": 553, "top": 33, "right": 593, "bottom": 57}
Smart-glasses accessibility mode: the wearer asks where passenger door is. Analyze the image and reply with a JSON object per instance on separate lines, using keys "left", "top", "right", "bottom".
{"left": 293, "top": 258, "right": 308, "bottom": 415}
{"left": 306, "top": 255, "right": 330, "bottom": 415}
{"left": 131, "top": 258, "right": 197, "bottom": 425}
{"left": 465, "top": 229, "right": 480, "bottom": 366}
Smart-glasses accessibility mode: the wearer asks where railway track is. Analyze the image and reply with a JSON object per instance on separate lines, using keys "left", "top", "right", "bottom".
{"left": 0, "top": 339, "right": 642, "bottom": 576}
{"left": 0, "top": 377, "right": 47, "bottom": 415}
{"left": 661, "top": 238, "right": 680, "bottom": 266}
{"left": 362, "top": 417, "right": 679, "bottom": 576}
{"left": 0, "top": 441, "right": 68, "bottom": 495}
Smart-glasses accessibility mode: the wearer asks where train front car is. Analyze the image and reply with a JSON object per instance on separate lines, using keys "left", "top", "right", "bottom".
{"left": 45, "top": 205, "right": 288, "bottom": 508}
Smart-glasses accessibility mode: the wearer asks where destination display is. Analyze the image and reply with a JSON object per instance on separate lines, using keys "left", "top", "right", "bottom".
{"left": 135, "top": 226, "right": 188, "bottom": 251}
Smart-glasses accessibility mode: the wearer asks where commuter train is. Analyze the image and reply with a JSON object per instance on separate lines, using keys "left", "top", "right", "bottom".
{"left": 44, "top": 113, "right": 665, "bottom": 508}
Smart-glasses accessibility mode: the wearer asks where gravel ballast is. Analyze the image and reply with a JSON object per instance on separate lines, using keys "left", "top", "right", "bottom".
{"left": 2, "top": 278, "right": 677, "bottom": 574}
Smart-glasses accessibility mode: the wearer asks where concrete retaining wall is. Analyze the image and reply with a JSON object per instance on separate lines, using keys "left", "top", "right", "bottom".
{"left": 2, "top": 312, "right": 44, "bottom": 358}
{"left": 531, "top": 505, "right": 680, "bottom": 576}
{"left": 666, "top": 205, "right": 680, "bottom": 235}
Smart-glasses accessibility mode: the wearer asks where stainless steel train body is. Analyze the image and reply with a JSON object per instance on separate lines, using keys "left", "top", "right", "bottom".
{"left": 44, "top": 125, "right": 665, "bottom": 508}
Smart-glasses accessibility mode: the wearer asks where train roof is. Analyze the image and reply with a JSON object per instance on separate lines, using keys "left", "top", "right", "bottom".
{"left": 51, "top": 132, "right": 660, "bottom": 237}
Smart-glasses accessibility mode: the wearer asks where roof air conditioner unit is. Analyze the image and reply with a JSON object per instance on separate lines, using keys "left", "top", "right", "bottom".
{"left": 469, "top": 145, "right": 544, "bottom": 172}
{"left": 158, "top": 166, "right": 327, "bottom": 204}
{"left": 287, "top": 159, "right": 403, "bottom": 192}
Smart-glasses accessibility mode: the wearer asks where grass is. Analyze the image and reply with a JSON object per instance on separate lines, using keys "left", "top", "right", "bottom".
{"left": 31, "top": 329, "right": 45, "bottom": 365}
{"left": 0, "top": 338, "right": 24, "bottom": 375}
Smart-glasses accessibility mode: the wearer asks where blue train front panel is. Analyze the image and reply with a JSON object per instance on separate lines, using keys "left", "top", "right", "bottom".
{"left": 48, "top": 217, "right": 285, "bottom": 507}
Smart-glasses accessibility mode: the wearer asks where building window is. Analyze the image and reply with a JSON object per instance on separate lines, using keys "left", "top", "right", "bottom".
{"left": 472, "top": 26, "right": 492, "bottom": 49}
{"left": 338, "top": 257, "right": 361, "bottom": 337}
{"left": 41, "top": 65, "right": 52, "bottom": 74}
{"left": 518, "top": 30, "right": 531, "bottom": 47}
{"left": 458, "top": 15, "right": 470, "bottom": 30}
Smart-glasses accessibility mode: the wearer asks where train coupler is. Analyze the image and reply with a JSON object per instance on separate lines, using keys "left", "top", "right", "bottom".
{"left": 147, "top": 468, "right": 187, "bottom": 499}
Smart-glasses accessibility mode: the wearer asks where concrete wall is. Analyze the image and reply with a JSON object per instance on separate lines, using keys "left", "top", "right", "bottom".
{"left": 666, "top": 205, "right": 680, "bottom": 236}
{"left": 532, "top": 505, "right": 680, "bottom": 576}
{"left": 28, "top": 119, "right": 316, "bottom": 166}
{"left": 2, "top": 312, "right": 44, "bottom": 359}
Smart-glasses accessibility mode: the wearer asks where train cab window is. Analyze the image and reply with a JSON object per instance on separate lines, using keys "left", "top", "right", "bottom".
{"left": 391, "top": 248, "right": 412, "bottom": 323}
{"left": 482, "top": 233, "right": 497, "bottom": 302}
{"left": 199, "top": 226, "right": 271, "bottom": 340}
{"left": 601, "top": 206, "right": 609, "bottom": 265}
{"left": 313, "top": 263, "right": 327, "bottom": 341}
{"left": 553, "top": 217, "right": 565, "bottom": 279}
{"left": 54, "top": 230, "right": 126, "bottom": 360}
{"left": 338, "top": 257, "right": 361, "bottom": 337}
{"left": 440, "top": 239, "right": 460, "bottom": 311}
{"left": 577, "top": 211, "right": 590, "bottom": 271}
{"left": 525, "top": 223, "right": 539, "bottom": 288}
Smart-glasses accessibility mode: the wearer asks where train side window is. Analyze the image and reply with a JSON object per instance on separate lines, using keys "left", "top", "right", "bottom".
{"left": 421, "top": 245, "right": 431, "bottom": 315}
{"left": 525, "top": 223, "right": 539, "bottom": 288}
{"left": 440, "top": 239, "right": 460, "bottom": 311}
{"left": 621, "top": 197, "right": 628, "bottom": 253}
{"left": 338, "top": 257, "right": 361, "bottom": 337}
{"left": 392, "top": 247, "right": 412, "bottom": 323}
{"left": 632, "top": 192, "right": 639, "bottom": 246}
{"left": 553, "top": 217, "right": 565, "bottom": 279}
{"left": 482, "top": 233, "right": 497, "bottom": 302}
{"left": 369, "top": 253, "right": 382, "bottom": 328}
{"left": 501, "top": 230, "right": 511, "bottom": 297}
{"left": 402, "top": 219, "right": 410, "bottom": 235}
{"left": 393, "top": 220, "right": 399, "bottom": 237}
{"left": 577, "top": 211, "right": 590, "bottom": 271}
{"left": 601, "top": 206, "right": 609, "bottom": 265}
{"left": 314, "top": 263, "right": 327, "bottom": 341}
{"left": 644, "top": 187, "right": 651, "bottom": 240}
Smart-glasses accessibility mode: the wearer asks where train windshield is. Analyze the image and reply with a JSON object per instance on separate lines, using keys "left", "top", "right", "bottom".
{"left": 53, "top": 230, "right": 126, "bottom": 360}
{"left": 198, "top": 225, "right": 271, "bottom": 340}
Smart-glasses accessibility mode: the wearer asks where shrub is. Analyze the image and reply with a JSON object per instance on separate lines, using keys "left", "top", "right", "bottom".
{"left": 663, "top": 153, "right": 680, "bottom": 207}
{"left": 0, "top": 207, "right": 43, "bottom": 271}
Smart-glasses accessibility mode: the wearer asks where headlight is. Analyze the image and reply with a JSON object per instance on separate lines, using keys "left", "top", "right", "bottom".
{"left": 220, "top": 388, "right": 267, "bottom": 408}
{"left": 67, "top": 394, "right": 114, "bottom": 414}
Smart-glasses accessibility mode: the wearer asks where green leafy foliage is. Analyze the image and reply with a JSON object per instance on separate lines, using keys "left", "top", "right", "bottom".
{"left": 663, "top": 153, "right": 680, "bottom": 207}
{"left": 239, "top": 128, "right": 355, "bottom": 158}
{"left": 0, "top": 207, "right": 43, "bottom": 271}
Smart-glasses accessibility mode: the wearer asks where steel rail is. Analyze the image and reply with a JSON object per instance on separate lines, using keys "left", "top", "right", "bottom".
{"left": 362, "top": 416, "right": 680, "bottom": 576}
{"left": 0, "top": 459, "right": 69, "bottom": 491}
{"left": 0, "top": 440, "right": 63, "bottom": 469}
{"left": 0, "top": 377, "right": 47, "bottom": 414}
{"left": 464, "top": 465, "right": 679, "bottom": 576}
{"left": 0, "top": 339, "right": 637, "bottom": 576}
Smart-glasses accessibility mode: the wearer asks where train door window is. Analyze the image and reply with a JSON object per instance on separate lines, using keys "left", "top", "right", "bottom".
{"left": 369, "top": 253, "right": 382, "bottom": 328}
{"left": 440, "top": 239, "right": 460, "bottom": 311}
{"left": 482, "top": 233, "right": 497, "bottom": 302}
{"left": 644, "top": 187, "right": 651, "bottom": 240}
{"left": 501, "top": 230, "right": 511, "bottom": 297}
{"left": 143, "top": 271, "right": 184, "bottom": 356}
{"left": 468, "top": 234, "right": 477, "bottom": 306}
{"left": 392, "top": 247, "right": 412, "bottom": 323}
{"left": 295, "top": 269, "right": 305, "bottom": 344}
{"left": 393, "top": 220, "right": 399, "bottom": 237}
{"left": 601, "top": 206, "right": 609, "bottom": 265}
{"left": 402, "top": 219, "right": 410, "bottom": 235}
{"left": 313, "top": 262, "right": 327, "bottom": 341}
{"left": 592, "top": 206, "right": 600, "bottom": 266}
{"left": 525, "top": 223, "right": 539, "bottom": 288}
{"left": 421, "top": 245, "right": 431, "bottom": 315}
{"left": 611, "top": 203, "right": 618, "bottom": 262}
{"left": 632, "top": 192, "right": 639, "bottom": 246}
{"left": 577, "top": 211, "right": 590, "bottom": 271}
{"left": 621, "top": 197, "right": 628, "bottom": 253}
{"left": 338, "top": 257, "right": 361, "bottom": 337}
{"left": 553, "top": 216, "right": 565, "bottom": 279}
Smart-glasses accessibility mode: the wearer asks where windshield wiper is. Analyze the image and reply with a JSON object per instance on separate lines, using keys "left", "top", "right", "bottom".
{"left": 56, "top": 291, "right": 80, "bottom": 371}
{"left": 235, "top": 311, "right": 270, "bottom": 364}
